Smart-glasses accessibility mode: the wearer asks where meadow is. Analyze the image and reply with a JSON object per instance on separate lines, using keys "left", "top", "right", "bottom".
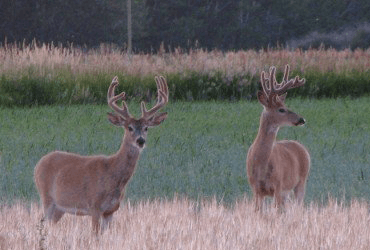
{"left": 1, "top": 44, "right": 370, "bottom": 249}
{"left": 0, "top": 97, "right": 370, "bottom": 249}
{"left": 1, "top": 98, "right": 369, "bottom": 204}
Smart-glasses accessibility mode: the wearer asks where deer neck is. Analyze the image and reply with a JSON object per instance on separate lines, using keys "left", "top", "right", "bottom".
{"left": 111, "top": 134, "right": 142, "bottom": 189}
{"left": 256, "top": 112, "right": 279, "bottom": 143}
{"left": 251, "top": 111, "right": 280, "bottom": 177}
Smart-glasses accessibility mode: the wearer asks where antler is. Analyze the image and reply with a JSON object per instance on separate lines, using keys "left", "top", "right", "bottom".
{"left": 261, "top": 65, "right": 305, "bottom": 99}
{"left": 141, "top": 76, "right": 169, "bottom": 119}
{"left": 107, "top": 76, "right": 132, "bottom": 119}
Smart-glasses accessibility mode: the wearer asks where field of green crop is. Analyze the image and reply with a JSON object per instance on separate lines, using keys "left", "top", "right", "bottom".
{"left": 1, "top": 98, "right": 369, "bottom": 205}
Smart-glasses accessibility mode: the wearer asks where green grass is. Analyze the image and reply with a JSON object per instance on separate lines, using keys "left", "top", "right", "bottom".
{"left": 0, "top": 98, "right": 369, "bottom": 205}
{"left": 2, "top": 71, "right": 370, "bottom": 106}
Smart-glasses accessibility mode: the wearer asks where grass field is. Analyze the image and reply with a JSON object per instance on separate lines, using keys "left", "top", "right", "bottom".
{"left": 0, "top": 98, "right": 369, "bottom": 204}
{"left": 1, "top": 198, "right": 370, "bottom": 250}
{"left": 0, "top": 98, "right": 370, "bottom": 249}
{"left": 1, "top": 45, "right": 370, "bottom": 248}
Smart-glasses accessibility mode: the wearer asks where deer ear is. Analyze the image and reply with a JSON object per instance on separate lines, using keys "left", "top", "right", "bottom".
{"left": 147, "top": 112, "right": 168, "bottom": 127}
{"left": 107, "top": 112, "right": 125, "bottom": 126}
{"left": 257, "top": 91, "right": 269, "bottom": 107}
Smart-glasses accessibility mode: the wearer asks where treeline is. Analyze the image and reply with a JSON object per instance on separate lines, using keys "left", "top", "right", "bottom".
{"left": 1, "top": 0, "right": 370, "bottom": 51}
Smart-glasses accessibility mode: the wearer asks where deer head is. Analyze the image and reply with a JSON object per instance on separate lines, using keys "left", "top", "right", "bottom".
{"left": 257, "top": 65, "right": 306, "bottom": 127}
{"left": 107, "top": 76, "right": 168, "bottom": 149}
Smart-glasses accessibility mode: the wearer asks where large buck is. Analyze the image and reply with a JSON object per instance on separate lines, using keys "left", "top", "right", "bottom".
{"left": 247, "top": 65, "right": 310, "bottom": 210}
{"left": 34, "top": 76, "right": 168, "bottom": 233}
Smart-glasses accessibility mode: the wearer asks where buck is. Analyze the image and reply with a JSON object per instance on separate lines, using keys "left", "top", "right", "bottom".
{"left": 34, "top": 76, "right": 168, "bottom": 233}
{"left": 247, "top": 65, "right": 310, "bottom": 210}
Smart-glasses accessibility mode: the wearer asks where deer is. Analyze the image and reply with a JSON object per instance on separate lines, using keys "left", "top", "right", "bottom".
{"left": 246, "top": 65, "right": 310, "bottom": 211}
{"left": 34, "top": 75, "right": 169, "bottom": 233}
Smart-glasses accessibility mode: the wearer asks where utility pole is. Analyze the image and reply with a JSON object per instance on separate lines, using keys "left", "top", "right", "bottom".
{"left": 127, "top": 0, "right": 132, "bottom": 55}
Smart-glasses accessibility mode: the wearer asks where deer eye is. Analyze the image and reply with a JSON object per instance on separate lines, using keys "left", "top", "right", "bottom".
{"left": 144, "top": 127, "right": 148, "bottom": 132}
{"left": 278, "top": 108, "right": 286, "bottom": 113}
{"left": 128, "top": 126, "right": 134, "bottom": 132}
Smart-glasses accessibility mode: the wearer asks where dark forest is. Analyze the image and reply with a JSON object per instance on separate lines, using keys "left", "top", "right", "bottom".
{"left": 1, "top": 0, "right": 370, "bottom": 51}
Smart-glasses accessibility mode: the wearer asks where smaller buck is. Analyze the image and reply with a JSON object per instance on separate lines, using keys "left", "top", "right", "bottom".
{"left": 247, "top": 65, "right": 310, "bottom": 210}
{"left": 34, "top": 76, "right": 168, "bottom": 233}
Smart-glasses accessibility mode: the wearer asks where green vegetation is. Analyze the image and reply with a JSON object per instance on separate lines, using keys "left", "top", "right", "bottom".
{"left": 1, "top": 46, "right": 370, "bottom": 107}
{"left": 2, "top": 70, "right": 370, "bottom": 106}
{"left": 1, "top": 98, "right": 369, "bottom": 205}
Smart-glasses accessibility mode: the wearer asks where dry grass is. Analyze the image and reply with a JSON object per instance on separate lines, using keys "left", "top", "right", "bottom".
{"left": 0, "top": 198, "right": 369, "bottom": 250}
{"left": 1, "top": 43, "right": 370, "bottom": 80}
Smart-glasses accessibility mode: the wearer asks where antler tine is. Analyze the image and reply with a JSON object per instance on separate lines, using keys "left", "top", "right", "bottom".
{"left": 269, "top": 66, "right": 277, "bottom": 91}
{"left": 141, "top": 76, "right": 169, "bottom": 119}
{"left": 157, "top": 75, "right": 169, "bottom": 103}
{"left": 107, "top": 76, "right": 119, "bottom": 100}
{"left": 271, "top": 65, "right": 288, "bottom": 91}
{"left": 107, "top": 76, "right": 132, "bottom": 119}
{"left": 272, "top": 65, "right": 306, "bottom": 96}
{"left": 260, "top": 68, "right": 272, "bottom": 98}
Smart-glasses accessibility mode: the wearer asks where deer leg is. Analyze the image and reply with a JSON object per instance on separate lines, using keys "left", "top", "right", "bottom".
{"left": 101, "top": 213, "right": 114, "bottom": 231}
{"left": 42, "top": 196, "right": 53, "bottom": 218}
{"left": 254, "top": 193, "right": 263, "bottom": 212}
{"left": 91, "top": 211, "right": 102, "bottom": 234}
{"left": 281, "top": 191, "right": 291, "bottom": 205}
{"left": 294, "top": 180, "right": 306, "bottom": 204}
{"left": 45, "top": 202, "right": 65, "bottom": 224}
{"left": 274, "top": 196, "right": 283, "bottom": 208}
{"left": 44, "top": 203, "right": 55, "bottom": 221}
{"left": 274, "top": 184, "right": 283, "bottom": 208}
{"left": 51, "top": 208, "right": 64, "bottom": 223}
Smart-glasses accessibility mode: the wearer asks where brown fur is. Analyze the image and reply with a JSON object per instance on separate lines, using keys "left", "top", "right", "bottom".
{"left": 34, "top": 76, "right": 168, "bottom": 233}
{"left": 247, "top": 65, "right": 310, "bottom": 210}
{"left": 0, "top": 234, "right": 6, "bottom": 250}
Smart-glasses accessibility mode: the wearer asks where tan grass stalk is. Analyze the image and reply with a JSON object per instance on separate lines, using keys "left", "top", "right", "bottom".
{"left": 0, "top": 198, "right": 369, "bottom": 249}
{"left": 1, "top": 43, "right": 370, "bottom": 80}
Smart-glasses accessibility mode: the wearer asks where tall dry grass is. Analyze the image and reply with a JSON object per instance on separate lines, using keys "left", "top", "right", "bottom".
{"left": 1, "top": 42, "right": 370, "bottom": 80}
{"left": 1, "top": 198, "right": 369, "bottom": 250}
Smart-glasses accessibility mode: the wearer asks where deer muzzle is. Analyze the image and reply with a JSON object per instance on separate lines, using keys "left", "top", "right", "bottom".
{"left": 295, "top": 117, "right": 306, "bottom": 126}
{"left": 136, "top": 137, "right": 146, "bottom": 148}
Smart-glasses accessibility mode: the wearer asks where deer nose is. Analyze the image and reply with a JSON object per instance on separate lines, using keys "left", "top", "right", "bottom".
{"left": 136, "top": 137, "right": 145, "bottom": 147}
{"left": 297, "top": 117, "right": 305, "bottom": 125}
